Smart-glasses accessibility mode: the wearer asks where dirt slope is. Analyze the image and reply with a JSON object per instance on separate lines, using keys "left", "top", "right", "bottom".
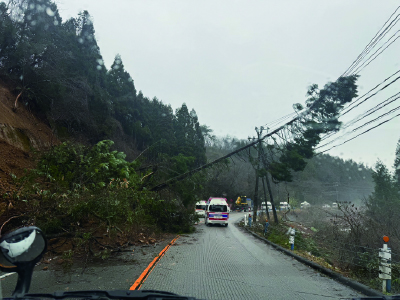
{"left": 0, "top": 81, "right": 57, "bottom": 195}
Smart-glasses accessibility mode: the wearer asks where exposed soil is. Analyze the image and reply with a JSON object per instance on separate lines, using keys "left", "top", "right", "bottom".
{"left": 0, "top": 80, "right": 57, "bottom": 196}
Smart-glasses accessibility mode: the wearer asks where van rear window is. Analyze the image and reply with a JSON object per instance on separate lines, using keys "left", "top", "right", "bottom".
{"left": 209, "top": 205, "right": 227, "bottom": 212}
{"left": 196, "top": 205, "right": 206, "bottom": 210}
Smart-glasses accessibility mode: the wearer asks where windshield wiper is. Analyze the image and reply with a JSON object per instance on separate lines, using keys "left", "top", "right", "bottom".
{"left": 21, "top": 290, "right": 201, "bottom": 300}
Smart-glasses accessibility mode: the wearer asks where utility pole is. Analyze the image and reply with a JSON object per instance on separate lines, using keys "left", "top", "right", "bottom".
{"left": 335, "top": 182, "right": 339, "bottom": 203}
{"left": 259, "top": 139, "right": 279, "bottom": 224}
{"left": 252, "top": 127, "right": 263, "bottom": 223}
{"left": 264, "top": 172, "right": 279, "bottom": 224}
{"left": 261, "top": 176, "right": 271, "bottom": 221}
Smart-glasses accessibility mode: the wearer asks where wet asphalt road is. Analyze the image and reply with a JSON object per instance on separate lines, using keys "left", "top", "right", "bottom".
{"left": 1, "top": 212, "right": 362, "bottom": 299}
{"left": 0, "top": 237, "right": 174, "bottom": 297}
{"left": 141, "top": 212, "right": 362, "bottom": 300}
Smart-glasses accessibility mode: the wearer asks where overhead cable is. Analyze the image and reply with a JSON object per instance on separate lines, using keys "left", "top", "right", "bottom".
{"left": 353, "top": 32, "right": 400, "bottom": 75}
{"left": 316, "top": 93, "right": 400, "bottom": 150}
{"left": 341, "top": 71, "right": 400, "bottom": 116}
{"left": 342, "top": 6, "right": 400, "bottom": 76}
{"left": 263, "top": 112, "right": 297, "bottom": 130}
{"left": 318, "top": 71, "right": 400, "bottom": 143}
{"left": 342, "top": 92, "right": 400, "bottom": 130}
{"left": 318, "top": 112, "right": 400, "bottom": 154}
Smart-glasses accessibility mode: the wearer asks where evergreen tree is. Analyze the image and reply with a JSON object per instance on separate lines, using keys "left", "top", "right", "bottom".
{"left": 395, "top": 138, "right": 400, "bottom": 187}
{"left": 174, "top": 104, "right": 206, "bottom": 167}
{"left": 107, "top": 54, "right": 136, "bottom": 98}
{"left": 0, "top": 2, "right": 17, "bottom": 70}
{"left": 107, "top": 54, "right": 137, "bottom": 136}
{"left": 267, "top": 75, "right": 360, "bottom": 183}
{"left": 367, "top": 161, "right": 400, "bottom": 229}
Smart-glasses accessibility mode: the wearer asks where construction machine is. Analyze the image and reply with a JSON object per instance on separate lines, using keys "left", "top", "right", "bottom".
{"left": 235, "top": 196, "right": 250, "bottom": 212}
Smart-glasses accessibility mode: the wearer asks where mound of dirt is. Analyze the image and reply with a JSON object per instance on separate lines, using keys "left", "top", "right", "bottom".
{"left": 0, "top": 80, "right": 58, "bottom": 195}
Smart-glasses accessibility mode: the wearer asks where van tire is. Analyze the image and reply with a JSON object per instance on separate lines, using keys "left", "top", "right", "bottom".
{"left": 225, "top": 224, "right": 228, "bottom": 227}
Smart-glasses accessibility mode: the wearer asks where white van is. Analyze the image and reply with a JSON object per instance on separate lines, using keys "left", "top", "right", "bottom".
{"left": 280, "top": 202, "right": 290, "bottom": 211}
{"left": 195, "top": 200, "right": 207, "bottom": 217}
{"left": 205, "top": 197, "right": 229, "bottom": 227}
{"left": 261, "top": 201, "right": 272, "bottom": 212}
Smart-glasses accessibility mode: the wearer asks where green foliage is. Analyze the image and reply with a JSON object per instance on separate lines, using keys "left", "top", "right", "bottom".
{"left": 394, "top": 138, "right": 400, "bottom": 186}
{"left": 36, "top": 140, "right": 139, "bottom": 189}
{"left": 295, "top": 233, "right": 321, "bottom": 256}
{"left": 264, "top": 223, "right": 290, "bottom": 248}
{"left": 366, "top": 160, "right": 400, "bottom": 229}
{"left": 267, "top": 75, "right": 360, "bottom": 183}
{"left": 9, "top": 140, "right": 197, "bottom": 238}
{"left": 173, "top": 104, "right": 206, "bottom": 167}
{"left": 61, "top": 250, "right": 74, "bottom": 273}
{"left": 95, "top": 249, "right": 111, "bottom": 260}
{"left": 139, "top": 198, "right": 197, "bottom": 233}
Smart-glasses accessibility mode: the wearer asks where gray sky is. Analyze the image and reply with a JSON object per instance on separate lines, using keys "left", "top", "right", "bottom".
{"left": 56, "top": 0, "right": 400, "bottom": 169}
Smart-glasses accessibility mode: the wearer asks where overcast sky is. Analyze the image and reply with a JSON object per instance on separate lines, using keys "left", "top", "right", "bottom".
{"left": 56, "top": 0, "right": 400, "bottom": 169}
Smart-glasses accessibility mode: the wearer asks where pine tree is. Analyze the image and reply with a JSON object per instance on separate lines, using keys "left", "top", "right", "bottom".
{"left": 173, "top": 104, "right": 206, "bottom": 167}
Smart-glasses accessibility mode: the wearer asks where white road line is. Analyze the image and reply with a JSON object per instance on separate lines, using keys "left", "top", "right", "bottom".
{"left": 0, "top": 272, "right": 15, "bottom": 279}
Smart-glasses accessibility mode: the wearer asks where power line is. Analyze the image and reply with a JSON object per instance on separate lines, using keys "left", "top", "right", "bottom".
{"left": 319, "top": 87, "right": 400, "bottom": 146}
{"left": 262, "top": 112, "right": 297, "bottom": 130}
{"left": 316, "top": 93, "right": 400, "bottom": 151}
{"left": 353, "top": 32, "right": 400, "bottom": 75}
{"left": 351, "top": 103, "right": 400, "bottom": 133}
{"left": 343, "top": 92, "right": 400, "bottom": 130}
{"left": 342, "top": 6, "right": 400, "bottom": 76}
{"left": 323, "top": 91, "right": 400, "bottom": 145}
{"left": 318, "top": 70, "right": 400, "bottom": 143}
{"left": 318, "top": 112, "right": 400, "bottom": 154}
{"left": 341, "top": 69, "right": 400, "bottom": 116}
{"left": 151, "top": 9, "right": 400, "bottom": 191}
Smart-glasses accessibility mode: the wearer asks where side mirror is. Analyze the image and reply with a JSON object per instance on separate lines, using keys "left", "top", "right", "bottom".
{"left": 0, "top": 227, "right": 47, "bottom": 297}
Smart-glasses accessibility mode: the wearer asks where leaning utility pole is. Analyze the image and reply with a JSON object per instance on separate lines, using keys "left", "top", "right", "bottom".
{"left": 261, "top": 176, "right": 271, "bottom": 221}
{"left": 252, "top": 127, "right": 263, "bottom": 223}
{"left": 260, "top": 140, "right": 279, "bottom": 224}
{"left": 264, "top": 172, "right": 279, "bottom": 224}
